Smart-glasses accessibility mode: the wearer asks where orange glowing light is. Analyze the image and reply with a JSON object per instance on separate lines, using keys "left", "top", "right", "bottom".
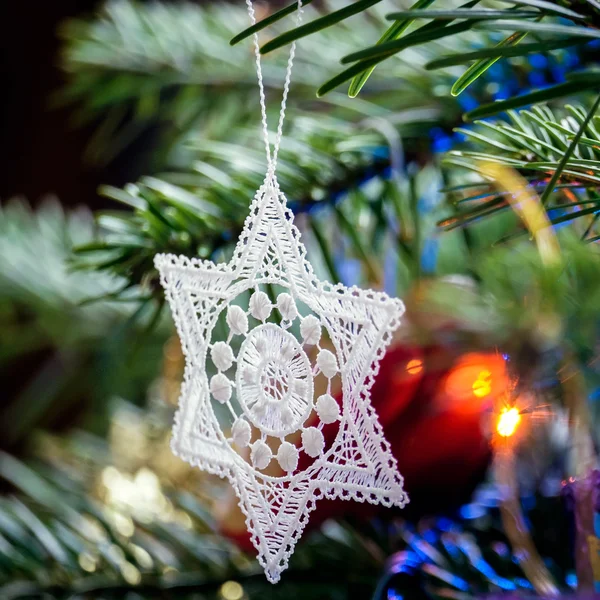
{"left": 406, "top": 359, "right": 423, "bottom": 375}
{"left": 444, "top": 353, "right": 508, "bottom": 406}
{"left": 472, "top": 370, "right": 492, "bottom": 398}
{"left": 496, "top": 407, "right": 521, "bottom": 437}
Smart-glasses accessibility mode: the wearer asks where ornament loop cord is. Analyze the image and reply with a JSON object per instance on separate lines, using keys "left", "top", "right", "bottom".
{"left": 245, "top": 0, "right": 303, "bottom": 180}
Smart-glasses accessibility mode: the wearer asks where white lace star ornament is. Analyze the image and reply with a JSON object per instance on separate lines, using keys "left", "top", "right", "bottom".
{"left": 155, "top": 176, "right": 408, "bottom": 583}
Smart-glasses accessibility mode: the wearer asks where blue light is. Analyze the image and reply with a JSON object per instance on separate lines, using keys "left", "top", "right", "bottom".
{"left": 423, "top": 564, "right": 470, "bottom": 592}
{"left": 453, "top": 130, "right": 466, "bottom": 143}
{"left": 422, "top": 527, "right": 437, "bottom": 544}
{"left": 420, "top": 238, "right": 439, "bottom": 274}
{"left": 437, "top": 517, "right": 454, "bottom": 532}
{"left": 475, "top": 559, "right": 517, "bottom": 590}
{"left": 547, "top": 207, "right": 565, "bottom": 220}
{"left": 458, "top": 93, "right": 478, "bottom": 112}
{"left": 403, "top": 552, "right": 422, "bottom": 568}
{"left": 565, "top": 51, "right": 580, "bottom": 67}
{"left": 493, "top": 89, "right": 510, "bottom": 101}
{"left": 450, "top": 575, "right": 469, "bottom": 591}
{"left": 372, "top": 146, "right": 390, "bottom": 160}
{"left": 432, "top": 135, "right": 453, "bottom": 153}
{"left": 429, "top": 127, "right": 454, "bottom": 154}
{"left": 529, "top": 53, "right": 547, "bottom": 69}
{"left": 589, "top": 388, "right": 600, "bottom": 402}
{"left": 474, "top": 486, "right": 500, "bottom": 507}
{"left": 514, "top": 577, "right": 534, "bottom": 589}
{"left": 441, "top": 538, "right": 461, "bottom": 560}
{"left": 566, "top": 572, "right": 578, "bottom": 588}
{"left": 551, "top": 67, "right": 566, "bottom": 83}
{"left": 459, "top": 503, "right": 486, "bottom": 520}
{"left": 488, "top": 62, "right": 504, "bottom": 78}
{"left": 528, "top": 72, "right": 547, "bottom": 87}
{"left": 387, "top": 591, "right": 403, "bottom": 600}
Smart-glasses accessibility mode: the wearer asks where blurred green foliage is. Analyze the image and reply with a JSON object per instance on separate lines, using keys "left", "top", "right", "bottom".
{"left": 56, "top": 0, "right": 463, "bottom": 169}
{"left": 0, "top": 413, "right": 573, "bottom": 599}
{"left": 0, "top": 200, "right": 168, "bottom": 448}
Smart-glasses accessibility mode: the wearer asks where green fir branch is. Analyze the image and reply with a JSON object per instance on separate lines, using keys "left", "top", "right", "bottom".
{"left": 442, "top": 101, "right": 600, "bottom": 237}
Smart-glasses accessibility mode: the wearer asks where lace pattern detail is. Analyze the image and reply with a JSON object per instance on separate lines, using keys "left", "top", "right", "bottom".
{"left": 155, "top": 175, "right": 408, "bottom": 583}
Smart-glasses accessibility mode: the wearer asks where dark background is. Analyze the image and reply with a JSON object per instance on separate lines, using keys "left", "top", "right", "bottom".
{"left": 0, "top": 0, "right": 242, "bottom": 210}
{"left": 0, "top": 2, "right": 103, "bottom": 208}
{"left": 0, "top": 0, "right": 209, "bottom": 209}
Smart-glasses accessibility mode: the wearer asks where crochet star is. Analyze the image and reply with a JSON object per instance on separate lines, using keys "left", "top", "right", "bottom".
{"left": 155, "top": 176, "right": 408, "bottom": 583}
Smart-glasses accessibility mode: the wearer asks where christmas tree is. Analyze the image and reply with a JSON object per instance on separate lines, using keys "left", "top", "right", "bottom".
{"left": 2, "top": 0, "right": 600, "bottom": 597}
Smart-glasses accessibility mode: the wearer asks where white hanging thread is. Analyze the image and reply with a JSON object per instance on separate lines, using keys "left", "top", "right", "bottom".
{"left": 245, "top": 0, "right": 303, "bottom": 178}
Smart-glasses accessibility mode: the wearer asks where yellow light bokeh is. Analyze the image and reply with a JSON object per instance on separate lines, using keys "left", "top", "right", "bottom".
{"left": 121, "top": 561, "right": 142, "bottom": 585}
{"left": 220, "top": 580, "right": 244, "bottom": 600}
{"left": 78, "top": 552, "right": 97, "bottom": 573}
{"left": 496, "top": 407, "right": 521, "bottom": 437}
{"left": 472, "top": 370, "right": 492, "bottom": 398}
{"left": 406, "top": 359, "right": 423, "bottom": 375}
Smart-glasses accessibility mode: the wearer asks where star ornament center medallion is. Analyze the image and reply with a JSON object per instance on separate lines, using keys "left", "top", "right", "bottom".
{"left": 155, "top": 177, "right": 408, "bottom": 583}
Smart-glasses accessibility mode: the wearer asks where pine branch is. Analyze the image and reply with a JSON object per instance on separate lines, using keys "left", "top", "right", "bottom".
{"left": 59, "top": 0, "right": 583, "bottom": 166}
{"left": 442, "top": 101, "right": 600, "bottom": 236}
{"left": 233, "top": 0, "right": 600, "bottom": 102}
{"left": 539, "top": 92, "right": 600, "bottom": 205}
